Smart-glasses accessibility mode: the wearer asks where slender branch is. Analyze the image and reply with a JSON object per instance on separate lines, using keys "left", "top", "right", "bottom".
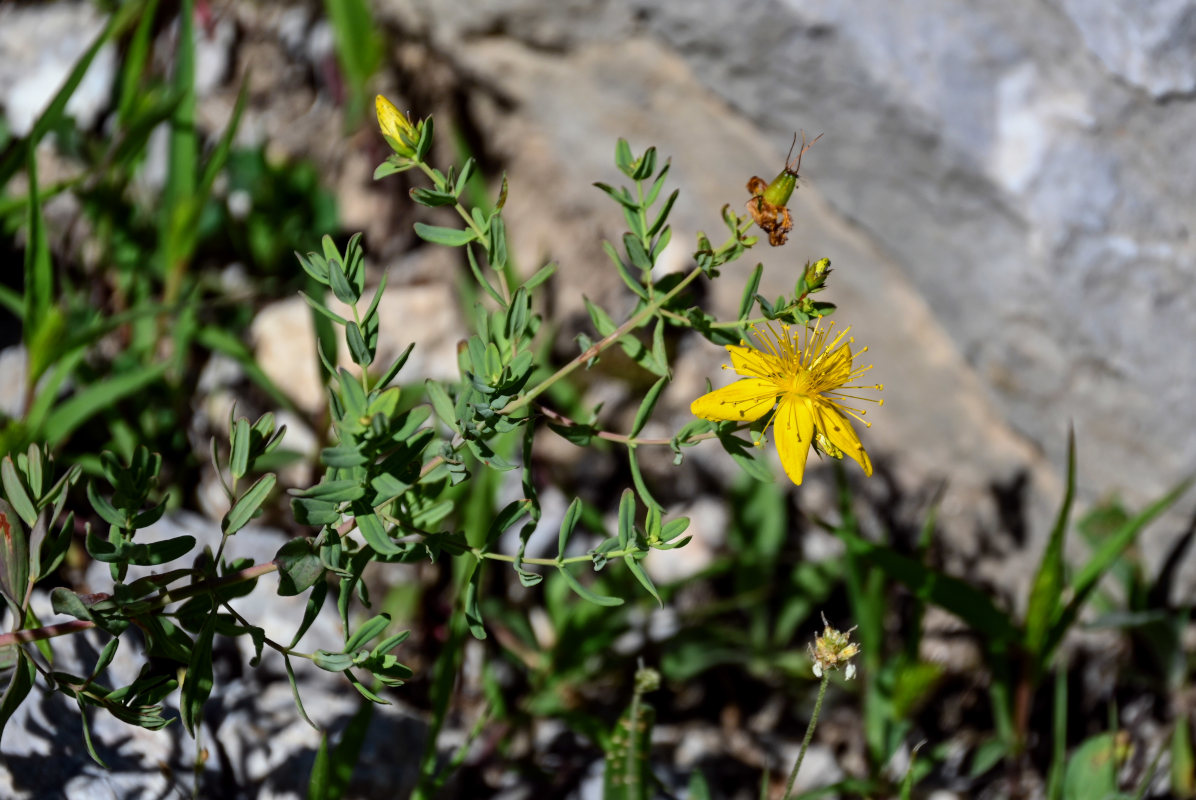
{"left": 499, "top": 265, "right": 705, "bottom": 417}
{"left": 0, "top": 619, "right": 96, "bottom": 648}
{"left": 536, "top": 403, "right": 721, "bottom": 447}
{"left": 784, "top": 673, "right": 830, "bottom": 799}
{"left": 473, "top": 546, "right": 638, "bottom": 567}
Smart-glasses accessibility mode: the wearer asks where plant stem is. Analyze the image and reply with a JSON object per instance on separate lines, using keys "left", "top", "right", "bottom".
{"left": 498, "top": 265, "right": 705, "bottom": 417}
{"left": 0, "top": 561, "right": 279, "bottom": 648}
{"left": 535, "top": 403, "right": 720, "bottom": 447}
{"left": 472, "top": 547, "right": 636, "bottom": 567}
{"left": 783, "top": 673, "right": 830, "bottom": 799}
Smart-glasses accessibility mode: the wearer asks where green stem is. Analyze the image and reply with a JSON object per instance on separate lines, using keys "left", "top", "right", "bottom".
{"left": 536, "top": 402, "right": 722, "bottom": 447}
{"left": 500, "top": 215, "right": 755, "bottom": 417}
{"left": 473, "top": 547, "right": 637, "bottom": 567}
{"left": 498, "top": 265, "right": 705, "bottom": 417}
{"left": 784, "top": 673, "right": 830, "bottom": 799}
{"left": 0, "top": 561, "right": 281, "bottom": 649}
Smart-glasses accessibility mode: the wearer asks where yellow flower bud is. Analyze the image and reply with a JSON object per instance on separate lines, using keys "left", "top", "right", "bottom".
{"left": 375, "top": 94, "right": 417, "bottom": 157}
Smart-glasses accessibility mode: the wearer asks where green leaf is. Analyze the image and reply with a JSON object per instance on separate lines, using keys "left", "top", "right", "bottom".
{"left": 840, "top": 530, "right": 1019, "bottom": 648}
{"left": 616, "top": 489, "right": 636, "bottom": 549}
{"left": 23, "top": 147, "right": 53, "bottom": 358}
{"left": 40, "top": 362, "right": 169, "bottom": 446}
{"left": 229, "top": 417, "right": 251, "bottom": 480}
{"left": 1172, "top": 713, "right": 1195, "bottom": 798}
{"left": 464, "top": 562, "right": 486, "bottom": 640}
{"left": 310, "top": 698, "right": 373, "bottom": 800}
{"left": 490, "top": 217, "right": 509, "bottom": 272}
{"left": 623, "top": 233, "right": 653, "bottom": 274}
{"left": 223, "top": 474, "right": 277, "bottom": 535}
{"left": 413, "top": 222, "right": 477, "bottom": 247}
{"left": 647, "top": 189, "right": 679, "bottom": 238}
{"left": 51, "top": 587, "right": 97, "bottom": 622}
{"left": 522, "top": 262, "right": 556, "bottom": 290}
{"left": 0, "top": 649, "right": 35, "bottom": 746}
{"left": 181, "top": 612, "right": 217, "bottom": 736}
{"left": 602, "top": 241, "right": 650, "bottom": 300}
{"left": 623, "top": 555, "right": 661, "bottom": 607}
{"left": 1023, "top": 430, "right": 1074, "bottom": 664}
{"left": 557, "top": 497, "right": 583, "bottom": 558}
{"left": 1063, "top": 733, "right": 1124, "bottom": 800}
{"left": 0, "top": 501, "right": 29, "bottom": 615}
{"left": 1, "top": 458, "right": 36, "bottom": 528}
{"left": 353, "top": 504, "right": 402, "bottom": 555}
{"left": 558, "top": 566, "right": 623, "bottom": 607}
{"left": 276, "top": 538, "right": 324, "bottom": 596}
{"left": 1050, "top": 474, "right": 1193, "bottom": 658}
{"left": 425, "top": 380, "right": 459, "bottom": 433}
{"left": 738, "top": 264, "right": 764, "bottom": 320}
{"left": 409, "top": 187, "right": 457, "bottom": 207}
{"left": 324, "top": 0, "right": 381, "bottom": 122}
{"left": 614, "top": 139, "right": 635, "bottom": 176}
{"left": 327, "top": 257, "right": 357, "bottom": 304}
{"left": 345, "top": 613, "right": 391, "bottom": 652}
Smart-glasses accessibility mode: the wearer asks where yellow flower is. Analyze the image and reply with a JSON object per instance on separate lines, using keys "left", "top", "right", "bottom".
{"left": 375, "top": 94, "right": 417, "bottom": 157}
{"left": 690, "top": 319, "right": 882, "bottom": 485}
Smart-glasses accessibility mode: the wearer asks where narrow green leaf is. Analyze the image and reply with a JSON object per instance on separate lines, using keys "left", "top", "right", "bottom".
{"left": 413, "top": 222, "right": 477, "bottom": 247}
{"left": 602, "top": 240, "right": 650, "bottom": 298}
{"left": 425, "top": 380, "right": 459, "bottom": 433}
{"left": 1024, "top": 430, "right": 1075, "bottom": 663}
{"left": 464, "top": 562, "right": 486, "bottom": 640}
{"left": 647, "top": 188, "right": 679, "bottom": 238}
{"left": 353, "top": 504, "right": 402, "bottom": 555}
{"left": 0, "top": 501, "right": 29, "bottom": 615}
{"left": 522, "top": 262, "right": 556, "bottom": 290}
{"left": 345, "top": 613, "right": 391, "bottom": 652}
{"left": 841, "top": 530, "right": 1020, "bottom": 647}
{"left": 1050, "top": 475, "right": 1194, "bottom": 656}
{"left": 490, "top": 216, "right": 509, "bottom": 272}
{"left": 623, "top": 233, "right": 653, "bottom": 273}
{"left": 309, "top": 734, "right": 332, "bottom": 800}
{"left": 617, "top": 489, "right": 636, "bottom": 549}
{"left": 557, "top": 497, "right": 583, "bottom": 558}
{"left": 328, "top": 258, "right": 357, "bottom": 304}
{"left": 1, "top": 459, "right": 36, "bottom": 528}
{"left": 628, "top": 450, "right": 661, "bottom": 511}
{"left": 738, "top": 264, "right": 764, "bottom": 320}
{"left": 229, "top": 417, "right": 251, "bottom": 480}
{"left": 624, "top": 555, "right": 661, "bottom": 606}
{"left": 645, "top": 162, "right": 671, "bottom": 206}
{"left": 23, "top": 147, "right": 52, "bottom": 349}
{"left": 558, "top": 566, "right": 623, "bottom": 607}
{"left": 223, "top": 474, "right": 277, "bottom": 536}
{"left": 181, "top": 613, "right": 217, "bottom": 736}
{"left": 40, "top": 363, "right": 169, "bottom": 445}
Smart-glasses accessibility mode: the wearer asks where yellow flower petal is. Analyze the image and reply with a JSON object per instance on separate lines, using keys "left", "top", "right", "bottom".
{"left": 773, "top": 395, "right": 815, "bottom": 485}
{"left": 375, "top": 95, "right": 410, "bottom": 140}
{"left": 728, "top": 345, "right": 783, "bottom": 379}
{"left": 690, "top": 378, "right": 777, "bottom": 422}
{"left": 813, "top": 403, "right": 872, "bottom": 476}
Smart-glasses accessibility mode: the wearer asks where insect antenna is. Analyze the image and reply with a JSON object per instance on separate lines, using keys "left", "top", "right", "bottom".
{"left": 786, "top": 130, "right": 824, "bottom": 175}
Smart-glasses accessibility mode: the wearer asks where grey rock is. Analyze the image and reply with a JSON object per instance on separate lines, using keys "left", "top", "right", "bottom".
{"left": 0, "top": 1, "right": 115, "bottom": 136}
